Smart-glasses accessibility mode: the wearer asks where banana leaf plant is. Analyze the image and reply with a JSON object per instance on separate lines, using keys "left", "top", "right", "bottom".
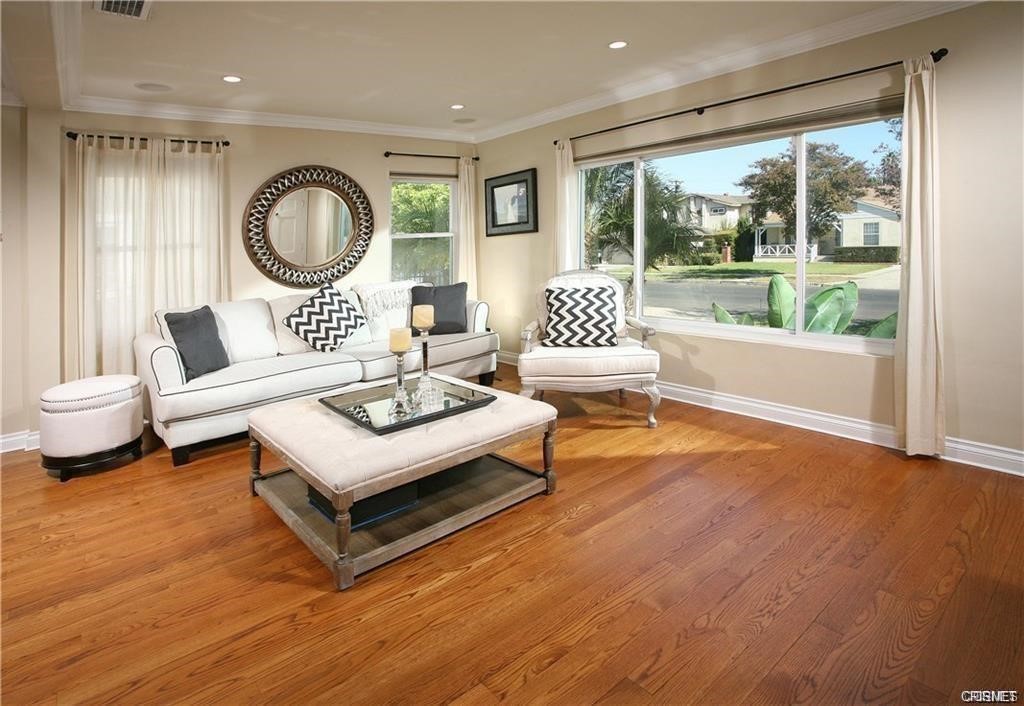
{"left": 713, "top": 274, "right": 897, "bottom": 338}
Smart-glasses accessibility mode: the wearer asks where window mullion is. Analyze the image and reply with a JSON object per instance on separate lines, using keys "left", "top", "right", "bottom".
{"left": 794, "top": 132, "right": 807, "bottom": 335}
{"left": 633, "top": 157, "right": 645, "bottom": 318}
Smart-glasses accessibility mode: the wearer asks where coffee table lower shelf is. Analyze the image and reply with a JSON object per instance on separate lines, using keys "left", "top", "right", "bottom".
{"left": 254, "top": 454, "right": 548, "bottom": 588}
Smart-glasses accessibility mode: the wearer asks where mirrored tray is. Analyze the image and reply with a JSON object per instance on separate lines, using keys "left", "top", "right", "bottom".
{"left": 320, "top": 377, "right": 496, "bottom": 435}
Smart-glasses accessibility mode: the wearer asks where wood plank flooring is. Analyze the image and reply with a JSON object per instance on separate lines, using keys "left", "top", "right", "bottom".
{"left": 2, "top": 364, "right": 1022, "bottom": 704}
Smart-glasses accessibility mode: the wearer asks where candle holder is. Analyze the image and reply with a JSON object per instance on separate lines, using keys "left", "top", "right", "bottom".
{"left": 388, "top": 351, "right": 412, "bottom": 419}
{"left": 414, "top": 326, "right": 443, "bottom": 411}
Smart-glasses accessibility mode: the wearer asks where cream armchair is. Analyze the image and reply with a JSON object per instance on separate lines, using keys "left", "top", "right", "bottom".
{"left": 518, "top": 270, "right": 661, "bottom": 427}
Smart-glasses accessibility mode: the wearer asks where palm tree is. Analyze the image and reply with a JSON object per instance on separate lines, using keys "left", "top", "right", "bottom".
{"left": 583, "top": 163, "right": 702, "bottom": 305}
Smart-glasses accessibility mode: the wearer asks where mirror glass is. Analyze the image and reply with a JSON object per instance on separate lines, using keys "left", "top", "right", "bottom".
{"left": 268, "top": 187, "right": 354, "bottom": 267}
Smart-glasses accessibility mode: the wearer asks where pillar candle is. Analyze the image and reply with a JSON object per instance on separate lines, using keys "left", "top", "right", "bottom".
{"left": 389, "top": 327, "right": 412, "bottom": 353}
{"left": 412, "top": 304, "right": 435, "bottom": 329}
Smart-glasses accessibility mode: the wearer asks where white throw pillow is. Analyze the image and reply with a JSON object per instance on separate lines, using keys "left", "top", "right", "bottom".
{"left": 351, "top": 280, "right": 421, "bottom": 342}
{"left": 155, "top": 299, "right": 279, "bottom": 364}
{"left": 269, "top": 289, "right": 371, "bottom": 355}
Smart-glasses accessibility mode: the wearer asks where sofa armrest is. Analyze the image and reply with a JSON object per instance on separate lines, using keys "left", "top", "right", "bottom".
{"left": 466, "top": 300, "right": 489, "bottom": 333}
{"left": 134, "top": 332, "right": 185, "bottom": 393}
{"left": 521, "top": 319, "right": 541, "bottom": 354}
{"left": 625, "top": 316, "right": 656, "bottom": 347}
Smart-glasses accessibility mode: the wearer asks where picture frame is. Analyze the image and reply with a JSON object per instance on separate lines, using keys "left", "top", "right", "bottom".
{"left": 485, "top": 168, "right": 538, "bottom": 236}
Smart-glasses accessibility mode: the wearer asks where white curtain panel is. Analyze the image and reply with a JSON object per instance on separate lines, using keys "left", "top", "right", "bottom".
{"left": 895, "top": 55, "right": 945, "bottom": 456}
{"left": 71, "top": 135, "right": 226, "bottom": 377}
{"left": 554, "top": 139, "right": 580, "bottom": 273}
{"left": 456, "top": 156, "right": 479, "bottom": 299}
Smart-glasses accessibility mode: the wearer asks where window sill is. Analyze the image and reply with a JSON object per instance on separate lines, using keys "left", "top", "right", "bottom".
{"left": 645, "top": 316, "right": 896, "bottom": 357}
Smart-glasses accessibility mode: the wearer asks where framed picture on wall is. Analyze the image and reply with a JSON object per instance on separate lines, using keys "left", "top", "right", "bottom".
{"left": 485, "top": 168, "right": 537, "bottom": 236}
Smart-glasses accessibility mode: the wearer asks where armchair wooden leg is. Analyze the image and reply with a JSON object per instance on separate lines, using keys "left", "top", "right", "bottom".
{"left": 520, "top": 384, "right": 536, "bottom": 399}
{"left": 619, "top": 388, "right": 627, "bottom": 402}
{"left": 642, "top": 382, "right": 661, "bottom": 429}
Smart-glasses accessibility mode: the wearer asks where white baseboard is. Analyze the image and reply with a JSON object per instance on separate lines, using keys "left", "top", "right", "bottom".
{"left": 1, "top": 430, "right": 40, "bottom": 453}
{"left": 942, "top": 437, "right": 1024, "bottom": 477}
{"left": 652, "top": 379, "right": 901, "bottom": 449}
{"left": 497, "top": 350, "right": 520, "bottom": 366}
{"left": 497, "top": 350, "right": 1024, "bottom": 478}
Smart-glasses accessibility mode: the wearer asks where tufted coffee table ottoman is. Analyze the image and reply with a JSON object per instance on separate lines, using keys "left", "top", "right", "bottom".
{"left": 247, "top": 375, "right": 557, "bottom": 590}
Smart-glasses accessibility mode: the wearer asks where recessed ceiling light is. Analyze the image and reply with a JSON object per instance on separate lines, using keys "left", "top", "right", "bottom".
{"left": 450, "top": 104, "right": 465, "bottom": 110}
{"left": 608, "top": 40, "right": 628, "bottom": 49}
{"left": 222, "top": 75, "right": 243, "bottom": 84}
{"left": 134, "top": 82, "right": 173, "bottom": 93}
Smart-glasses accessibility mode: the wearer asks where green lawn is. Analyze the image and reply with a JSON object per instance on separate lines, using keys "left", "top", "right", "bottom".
{"left": 605, "top": 262, "right": 891, "bottom": 283}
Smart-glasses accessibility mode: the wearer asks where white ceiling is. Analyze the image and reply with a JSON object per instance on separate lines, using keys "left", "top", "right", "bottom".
{"left": 11, "top": 1, "right": 967, "bottom": 142}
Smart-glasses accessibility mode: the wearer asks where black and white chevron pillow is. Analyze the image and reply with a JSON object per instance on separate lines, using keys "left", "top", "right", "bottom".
{"left": 284, "top": 284, "right": 367, "bottom": 353}
{"left": 543, "top": 286, "right": 618, "bottom": 347}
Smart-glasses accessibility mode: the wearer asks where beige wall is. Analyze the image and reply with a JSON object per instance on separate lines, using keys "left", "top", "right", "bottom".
{"left": 1, "top": 109, "right": 467, "bottom": 434}
{"left": 476, "top": 2, "right": 1023, "bottom": 450}
{"left": 2, "top": 106, "right": 28, "bottom": 434}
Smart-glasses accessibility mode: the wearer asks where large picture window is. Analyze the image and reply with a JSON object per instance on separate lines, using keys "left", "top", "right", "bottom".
{"left": 390, "top": 178, "right": 456, "bottom": 285}
{"left": 579, "top": 117, "right": 902, "bottom": 346}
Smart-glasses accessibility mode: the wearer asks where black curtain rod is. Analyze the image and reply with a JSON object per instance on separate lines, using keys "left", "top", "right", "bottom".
{"left": 384, "top": 151, "right": 479, "bottom": 161}
{"left": 555, "top": 48, "right": 948, "bottom": 146}
{"left": 65, "top": 130, "right": 230, "bottom": 147}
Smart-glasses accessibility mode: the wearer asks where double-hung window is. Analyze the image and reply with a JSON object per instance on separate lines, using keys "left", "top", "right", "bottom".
{"left": 579, "top": 116, "right": 902, "bottom": 351}
{"left": 389, "top": 178, "right": 456, "bottom": 285}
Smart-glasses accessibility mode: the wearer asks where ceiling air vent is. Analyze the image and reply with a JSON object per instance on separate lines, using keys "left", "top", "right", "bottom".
{"left": 93, "top": 1, "right": 153, "bottom": 20}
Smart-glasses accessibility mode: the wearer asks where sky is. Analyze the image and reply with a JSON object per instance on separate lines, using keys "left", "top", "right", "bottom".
{"left": 652, "top": 120, "right": 900, "bottom": 195}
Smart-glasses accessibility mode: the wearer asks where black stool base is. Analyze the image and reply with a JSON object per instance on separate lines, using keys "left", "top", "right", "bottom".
{"left": 41, "top": 435, "right": 144, "bottom": 482}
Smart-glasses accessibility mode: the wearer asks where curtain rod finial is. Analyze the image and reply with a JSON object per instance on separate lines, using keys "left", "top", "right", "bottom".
{"left": 931, "top": 48, "right": 949, "bottom": 63}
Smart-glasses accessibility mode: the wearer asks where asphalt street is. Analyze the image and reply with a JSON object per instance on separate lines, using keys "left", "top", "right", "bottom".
{"left": 642, "top": 279, "right": 899, "bottom": 321}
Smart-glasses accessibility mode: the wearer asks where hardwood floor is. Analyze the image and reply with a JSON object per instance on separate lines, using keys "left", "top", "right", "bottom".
{"left": 2, "top": 364, "right": 1022, "bottom": 704}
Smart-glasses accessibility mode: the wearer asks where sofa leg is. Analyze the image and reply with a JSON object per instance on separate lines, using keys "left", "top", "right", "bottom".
{"left": 478, "top": 371, "right": 496, "bottom": 387}
{"left": 619, "top": 388, "right": 627, "bottom": 402}
{"left": 643, "top": 382, "right": 661, "bottom": 429}
{"left": 519, "top": 384, "right": 536, "bottom": 399}
{"left": 171, "top": 446, "right": 191, "bottom": 466}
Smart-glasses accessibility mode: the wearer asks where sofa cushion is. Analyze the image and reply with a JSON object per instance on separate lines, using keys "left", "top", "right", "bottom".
{"left": 344, "top": 331, "right": 499, "bottom": 381}
{"left": 156, "top": 299, "right": 278, "bottom": 364}
{"left": 154, "top": 350, "right": 362, "bottom": 423}
{"left": 283, "top": 284, "right": 369, "bottom": 353}
{"left": 351, "top": 280, "right": 419, "bottom": 342}
{"left": 164, "top": 306, "right": 231, "bottom": 381}
{"left": 269, "top": 289, "right": 372, "bottom": 355}
{"left": 542, "top": 286, "right": 618, "bottom": 347}
{"left": 411, "top": 282, "right": 468, "bottom": 334}
{"left": 518, "top": 337, "right": 659, "bottom": 378}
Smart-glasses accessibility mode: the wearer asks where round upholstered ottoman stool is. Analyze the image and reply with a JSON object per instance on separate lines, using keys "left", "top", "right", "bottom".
{"left": 39, "top": 375, "right": 144, "bottom": 481}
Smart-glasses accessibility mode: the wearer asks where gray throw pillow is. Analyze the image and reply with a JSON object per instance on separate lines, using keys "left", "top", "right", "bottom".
{"left": 411, "top": 282, "right": 468, "bottom": 334}
{"left": 164, "top": 305, "right": 230, "bottom": 381}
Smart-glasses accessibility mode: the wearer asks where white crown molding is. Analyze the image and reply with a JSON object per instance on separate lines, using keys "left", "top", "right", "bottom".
{"left": 51, "top": 1, "right": 973, "bottom": 144}
{"left": 496, "top": 351, "right": 1022, "bottom": 477}
{"left": 50, "top": 0, "right": 81, "bottom": 109}
{"left": 64, "top": 94, "right": 474, "bottom": 142}
{"left": 471, "top": 0, "right": 976, "bottom": 142}
{"left": 1, "top": 430, "right": 40, "bottom": 454}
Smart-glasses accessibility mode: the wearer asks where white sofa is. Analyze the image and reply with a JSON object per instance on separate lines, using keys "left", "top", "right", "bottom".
{"left": 133, "top": 282, "right": 496, "bottom": 465}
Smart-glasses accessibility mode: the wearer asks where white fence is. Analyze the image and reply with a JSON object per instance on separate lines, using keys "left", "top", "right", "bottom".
{"left": 755, "top": 243, "right": 818, "bottom": 259}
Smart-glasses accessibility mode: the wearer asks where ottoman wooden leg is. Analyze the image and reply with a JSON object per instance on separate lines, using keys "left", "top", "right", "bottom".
{"left": 249, "top": 439, "right": 263, "bottom": 497}
{"left": 543, "top": 420, "right": 557, "bottom": 495}
{"left": 334, "top": 498, "right": 355, "bottom": 590}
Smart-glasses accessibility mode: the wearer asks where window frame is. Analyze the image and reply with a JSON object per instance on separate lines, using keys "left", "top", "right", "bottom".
{"left": 388, "top": 175, "right": 458, "bottom": 284}
{"left": 863, "top": 221, "right": 880, "bottom": 246}
{"left": 576, "top": 114, "right": 900, "bottom": 357}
